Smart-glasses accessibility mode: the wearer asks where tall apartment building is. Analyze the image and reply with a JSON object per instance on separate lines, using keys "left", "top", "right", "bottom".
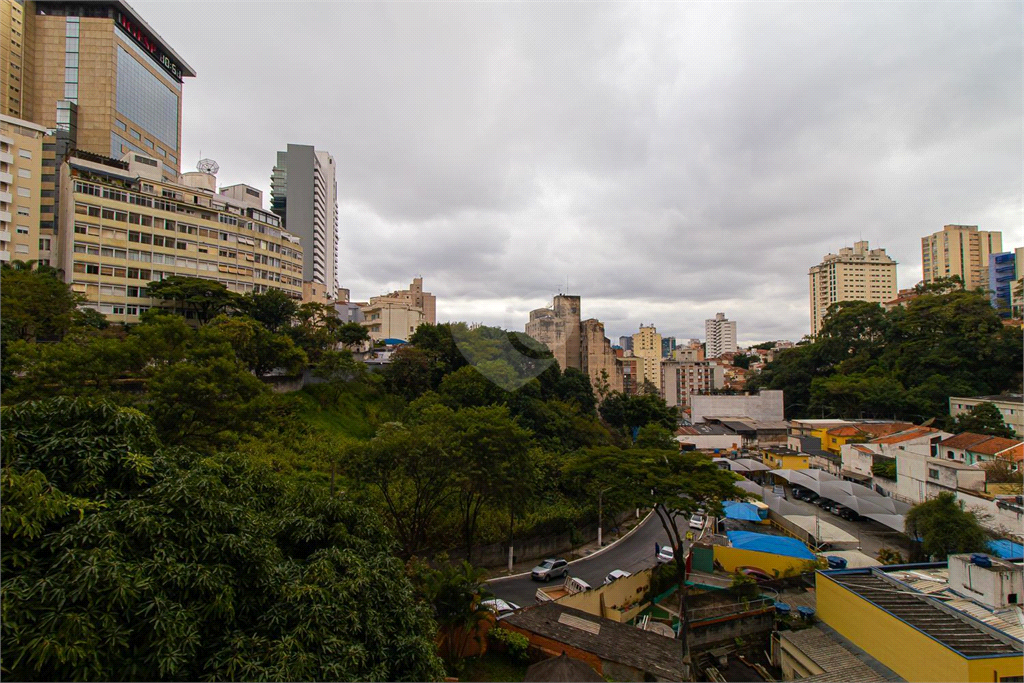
{"left": 0, "top": 113, "right": 45, "bottom": 263}
{"left": 1, "top": 0, "right": 195, "bottom": 263}
{"left": 617, "top": 335, "right": 633, "bottom": 352}
{"left": 808, "top": 240, "right": 897, "bottom": 337}
{"left": 1013, "top": 247, "right": 1024, "bottom": 319}
{"left": 270, "top": 144, "right": 338, "bottom": 294}
{"left": 632, "top": 324, "right": 662, "bottom": 393}
{"left": 988, "top": 252, "right": 1017, "bottom": 317}
{"left": 360, "top": 277, "right": 436, "bottom": 342}
{"left": 704, "top": 312, "right": 737, "bottom": 358}
{"left": 921, "top": 224, "right": 1002, "bottom": 291}
{"left": 661, "top": 336, "right": 676, "bottom": 359}
{"left": 661, "top": 360, "right": 724, "bottom": 410}
{"left": 525, "top": 295, "right": 623, "bottom": 397}
{"left": 57, "top": 150, "right": 303, "bottom": 323}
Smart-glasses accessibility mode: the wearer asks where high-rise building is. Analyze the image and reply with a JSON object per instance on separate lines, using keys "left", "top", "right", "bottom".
{"left": 632, "top": 324, "right": 662, "bottom": 393}
{"left": 1013, "top": 247, "right": 1024, "bottom": 320}
{"left": 922, "top": 224, "right": 1002, "bottom": 291}
{"left": 1, "top": 114, "right": 46, "bottom": 264}
{"left": 808, "top": 240, "right": 897, "bottom": 337}
{"left": 525, "top": 295, "right": 623, "bottom": 396}
{"left": 270, "top": 144, "right": 338, "bottom": 294}
{"left": 661, "top": 360, "right": 724, "bottom": 410}
{"left": 704, "top": 313, "right": 737, "bottom": 358}
{"left": 988, "top": 252, "right": 1017, "bottom": 317}
{"left": 2, "top": 0, "right": 196, "bottom": 257}
{"left": 618, "top": 335, "right": 633, "bottom": 352}
{"left": 661, "top": 336, "right": 676, "bottom": 359}
{"left": 57, "top": 150, "right": 304, "bottom": 323}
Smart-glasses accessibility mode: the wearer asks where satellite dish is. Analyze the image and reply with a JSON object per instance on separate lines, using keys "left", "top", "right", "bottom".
{"left": 196, "top": 158, "right": 219, "bottom": 175}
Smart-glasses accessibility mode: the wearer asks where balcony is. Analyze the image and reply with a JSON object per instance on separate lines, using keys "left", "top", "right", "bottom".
{"left": 0, "top": 250, "right": 10, "bottom": 262}
{"left": 0, "top": 230, "right": 11, "bottom": 242}
{"left": 0, "top": 191, "right": 11, "bottom": 203}
{"left": 0, "top": 172, "right": 12, "bottom": 184}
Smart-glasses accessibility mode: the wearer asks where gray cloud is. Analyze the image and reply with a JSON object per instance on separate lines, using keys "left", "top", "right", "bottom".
{"left": 137, "top": 0, "right": 1022, "bottom": 344}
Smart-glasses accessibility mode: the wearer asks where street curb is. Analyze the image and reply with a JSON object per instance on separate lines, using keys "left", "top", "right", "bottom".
{"left": 487, "top": 510, "right": 656, "bottom": 583}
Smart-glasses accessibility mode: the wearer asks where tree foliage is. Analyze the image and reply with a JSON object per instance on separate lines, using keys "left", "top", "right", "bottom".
{"left": 1, "top": 262, "right": 85, "bottom": 343}
{"left": 904, "top": 492, "right": 989, "bottom": 560}
{"left": 145, "top": 275, "right": 240, "bottom": 324}
{"left": 0, "top": 398, "right": 445, "bottom": 682}
{"left": 950, "top": 402, "right": 1016, "bottom": 438}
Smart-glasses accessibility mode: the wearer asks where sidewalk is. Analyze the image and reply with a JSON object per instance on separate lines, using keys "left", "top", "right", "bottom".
{"left": 484, "top": 514, "right": 649, "bottom": 579}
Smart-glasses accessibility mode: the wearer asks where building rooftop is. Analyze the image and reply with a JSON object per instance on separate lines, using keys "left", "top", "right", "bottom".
{"left": 821, "top": 567, "right": 1024, "bottom": 657}
{"left": 871, "top": 427, "right": 942, "bottom": 445}
{"left": 501, "top": 603, "right": 684, "bottom": 681}
{"left": 939, "top": 433, "right": 1023, "bottom": 455}
{"left": 953, "top": 394, "right": 1024, "bottom": 404}
{"left": 780, "top": 626, "right": 899, "bottom": 682}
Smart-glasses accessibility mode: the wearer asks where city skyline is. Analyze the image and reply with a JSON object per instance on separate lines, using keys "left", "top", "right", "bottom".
{"left": 132, "top": 1, "right": 1022, "bottom": 342}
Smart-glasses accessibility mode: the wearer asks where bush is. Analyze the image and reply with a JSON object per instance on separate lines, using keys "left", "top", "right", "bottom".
{"left": 489, "top": 627, "right": 529, "bottom": 662}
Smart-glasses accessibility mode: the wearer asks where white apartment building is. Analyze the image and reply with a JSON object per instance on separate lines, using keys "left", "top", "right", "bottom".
{"left": 808, "top": 240, "right": 897, "bottom": 337}
{"left": 704, "top": 312, "right": 737, "bottom": 358}
{"left": 922, "top": 224, "right": 1002, "bottom": 291}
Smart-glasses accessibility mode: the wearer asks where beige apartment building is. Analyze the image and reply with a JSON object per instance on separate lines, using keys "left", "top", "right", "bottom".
{"left": 580, "top": 318, "right": 624, "bottom": 396}
{"left": 808, "top": 240, "right": 897, "bottom": 337}
{"left": 631, "top": 324, "right": 662, "bottom": 393}
{"left": 0, "top": 113, "right": 44, "bottom": 263}
{"left": 58, "top": 150, "right": 303, "bottom": 323}
{"left": 921, "top": 224, "right": 1002, "bottom": 291}
{"left": 661, "top": 359, "right": 723, "bottom": 410}
{"left": 360, "top": 277, "right": 436, "bottom": 342}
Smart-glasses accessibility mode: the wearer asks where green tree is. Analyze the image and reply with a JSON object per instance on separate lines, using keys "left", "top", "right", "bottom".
{"left": 0, "top": 262, "right": 84, "bottom": 342}
{"left": 145, "top": 275, "right": 240, "bottom": 324}
{"left": 437, "top": 365, "right": 507, "bottom": 409}
{"left": 950, "top": 402, "right": 1016, "bottom": 438}
{"left": 238, "top": 287, "right": 299, "bottom": 332}
{"left": 338, "top": 321, "right": 371, "bottom": 348}
{"left": 731, "top": 353, "right": 754, "bottom": 370}
{"left": 635, "top": 424, "right": 676, "bottom": 450}
{"left": 904, "top": 492, "right": 989, "bottom": 560}
{"left": 556, "top": 367, "right": 597, "bottom": 414}
{"left": 204, "top": 315, "right": 308, "bottom": 377}
{"left": 0, "top": 397, "right": 445, "bottom": 682}
{"left": 288, "top": 302, "right": 343, "bottom": 363}
{"left": 384, "top": 346, "right": 436, "bottom": 401}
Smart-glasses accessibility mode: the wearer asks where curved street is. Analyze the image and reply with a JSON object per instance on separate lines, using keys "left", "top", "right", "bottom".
{"left": 487, "top": 513, "right": 673, "bottom": 607}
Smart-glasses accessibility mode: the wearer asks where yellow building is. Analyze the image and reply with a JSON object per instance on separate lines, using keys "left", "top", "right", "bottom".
{"left": 922, "top": 224, "right": 1003, "bottom": 291}
{"left": 0, "top": 113, "right": 45, "bottom": 264}
{"left": 812, "top": 422, "right": 916, "bottom": 455}
{"left": 631, "top": 324, "right": 662, "bottom": 393}
{"left": 761, "top": 449, "right": 809, "bottom": 470}
{"left": 808, "top": 241, "right": 897, "bottom": 337}
{"left": 816, "top": 560, "right": 1023, "bottom": 682}
{"left": 360, "top": 277, "right": 435, "bottom": 342}
{"left": 58, "top": 150, "right": 303, "bottom": 323}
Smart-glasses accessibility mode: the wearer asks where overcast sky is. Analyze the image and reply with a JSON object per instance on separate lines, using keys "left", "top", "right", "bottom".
{"left": 136, "top": 0, "right": 1022, "bottom": 344}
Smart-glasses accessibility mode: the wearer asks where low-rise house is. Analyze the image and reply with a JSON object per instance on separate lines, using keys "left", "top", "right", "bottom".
{"left": 895, "top": 447, "right": 986, "bottom": 503}
{"left": 934, "top": 432, "right": 1023, "bottom": 467}
{"left": 762, "top": 447, "right": 810, "bottom": 470}
{"left": 815, "top": 422, "right": 916, "bottom": 455}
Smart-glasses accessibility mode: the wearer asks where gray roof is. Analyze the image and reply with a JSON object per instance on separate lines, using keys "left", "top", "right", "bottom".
{"left": 501, "top": 602, "right": 684, "bottom": 680}
{"left": 780, "top": 626, "right": 902, "bottom": 682}
{"left": 822, "top": 571, "right": 1023, "bottom": 658}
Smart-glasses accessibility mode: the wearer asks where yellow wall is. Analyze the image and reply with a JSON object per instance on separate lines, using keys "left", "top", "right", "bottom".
{"left": 556, "top": 569, "right": 652, "bottom": 623}
{"left": 816, "top": 573, "right": 1023, "bottom": 683}
{"left": 713, "top": 546, "right": 819, "bottom": 576}
{"left": 763, "top": 452, "right": 809, "bottom": 470}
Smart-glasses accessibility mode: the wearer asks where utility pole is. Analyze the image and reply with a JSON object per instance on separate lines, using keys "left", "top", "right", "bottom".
{"left": 598, "top": 486, "right": 613, "bottom": 547}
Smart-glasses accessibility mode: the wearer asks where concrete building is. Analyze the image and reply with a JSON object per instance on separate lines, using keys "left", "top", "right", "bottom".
{"left": 526, "top": 294, "right": 581, "bottom": 373}
{"left": 270, "top": 144, "right": 338, "bottom": 291}
{"left": 57, "top": 150, "right": 303, "bottom": 323}
{"left": 660, "top": 335, "right": 676, "bottom": 358}
{"left": 922, "top": 224, "right": 1002, "bottom": 291}
{"left": 0, "top": 113, "right": 46, "bottom": 263}
{"left": 1012, "top": 247, "right": 1024, "bottom": 319}
{"left": 933, "top": 432, "right": 1023, "bottom": 467}
{"left": 580, "top": 318, "right": 624, "bottom": 397}
{"left": 689, "top": 390, "right": 784, "bottom": 425}
{"left": 704, "top": 312, "right": 736, "bottom": 358}
{"left": 950, "top": 394, "right": 1024, "bottom": 438}
{"left": 2, "top": 0, "right": 195, "bottom": 261}
{"left": 631, "top": 324, "right": 661, "bottom": 393}
{"left": 617, "top": 335, "right": 632, "bottom": 352}
{"left": 894, "top": 447, "right": 987, "bottom": 503}
{"left": 816, "top": 561, "right": 1023, "bottom": 683}
{"left": 671, "top": 342, "right": 704, "bottom": 362}
{"left": 661, "top": 360, "right": 723, "bottom": 411}
{"left": 618, "top": 355, "right": 640, "bottom": 396}
{"left": 808, "top": 241, "right": 897, "bottom": 337}
{"left": 360, "top": 277, "right": 435, "bottom": 342}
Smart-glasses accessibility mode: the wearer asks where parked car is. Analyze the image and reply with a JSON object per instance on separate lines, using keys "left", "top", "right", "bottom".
{"left": 815, "top": 497, "right": 834, "bottom": 509}
{"left": 735, "top": 566, "right": 774, "bottom": 583}
{"left": 835, "top": 506, "right": 862, "bottom": 522}
{"left": 604, "top": 569, "right": 632, "bottom": 585}
{"left": 656, "top": 546, "right": 675, "bottom": 564}
{"left": 481, "top": 598, "right": 521, "bottom": 620}
{"left": 689, "top": 513, "right": 706, "bottom": 531}
{"left": 531, "top": 558, "right": 569, "bottom": 582}
{"left": 803, "top": 492, "right": 820, "bottom": 504}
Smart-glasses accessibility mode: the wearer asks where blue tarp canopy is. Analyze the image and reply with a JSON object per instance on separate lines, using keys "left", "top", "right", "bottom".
{"left": 987, "top": 539, "right": 1024, "bottom": 559}
{"left": 722, "top": 501, "right": 763, "bottom": 522}
{"left": 726, "top": 530, "right": 817, "bottom": 560}
{"left": 382, "top": 338, "right": 408, "bottom": 345}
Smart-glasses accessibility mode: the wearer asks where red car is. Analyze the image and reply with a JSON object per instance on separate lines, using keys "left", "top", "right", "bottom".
{"left": 735, "top": 566, "right": 774, "bottom": 583}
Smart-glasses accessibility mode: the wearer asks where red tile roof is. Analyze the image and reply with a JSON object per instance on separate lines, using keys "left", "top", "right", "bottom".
{"left": 938, "top": 432, "right": 1024, "bottom": 456}
{"left": 871, "top": 427, "right": 941, "bottom": 445}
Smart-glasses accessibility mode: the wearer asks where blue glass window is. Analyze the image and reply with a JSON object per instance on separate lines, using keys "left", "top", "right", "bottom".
{"left": 115, "top": 46, "right": 178, "bottom": 149}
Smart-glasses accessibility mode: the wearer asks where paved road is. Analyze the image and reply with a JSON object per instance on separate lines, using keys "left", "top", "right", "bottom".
{"left": 488, "top": 513, "right": 673, "bottom": 607}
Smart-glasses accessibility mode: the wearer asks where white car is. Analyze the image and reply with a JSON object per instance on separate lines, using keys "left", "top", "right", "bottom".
{"left": 604, "top": 569, "right": 631, "bottom": 585}
{"left": 481, "top": 598, "right": 521, "bottom": 620}
{"left": 656, "top": 546, "right": 674, "bottom": 564}
{"left": 689, "top": 513, "right": 706, "bottom": 531}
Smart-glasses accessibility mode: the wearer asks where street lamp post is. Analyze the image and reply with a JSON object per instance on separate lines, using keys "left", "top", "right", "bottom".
{"left": 598, "top": 486, "right": 613, "bottom": 547}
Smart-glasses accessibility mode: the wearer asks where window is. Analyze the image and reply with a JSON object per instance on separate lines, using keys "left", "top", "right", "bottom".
{"left": 15, "top": 226, "right": 29, "bottom": 235}
{"left": 17, "top": 187, "right": 30, "bottom": 197}
{"left": 928, "top": 468, "right": 940, "bottom": 480}
{"left": 39, "top": 238, "right": 50, "bottom": 250}
{"left": 17, "top": 168, "right": 30, "bottom": 178}
{"left": 17, "top": 206, "right": 29, "bottom": 216}
{"left": 115, "top": 46, "right": 178, "bottom": 148}
{"left": 17, "top": 148, "right": 31, "bottom": 159}
{"left": 115, "top": 119, "right": 127, "bottom": 131}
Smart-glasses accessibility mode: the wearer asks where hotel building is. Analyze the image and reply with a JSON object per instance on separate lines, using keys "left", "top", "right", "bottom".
{"left": 57, "top": 150, "right": 303, "bottom": 323}
{"left": 808, "top": 240, "right": 897, "bottom": 337}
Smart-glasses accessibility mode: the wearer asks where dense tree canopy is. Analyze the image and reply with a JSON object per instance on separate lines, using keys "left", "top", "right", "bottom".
{"left": 749, "top": 290, "right": 1023, "bottom": 421}
{"left": 950, "top": 402, "right": 1016, "bottom": 438}
{"left": 904, "top": 493, "right": 989, "bottom": 560}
